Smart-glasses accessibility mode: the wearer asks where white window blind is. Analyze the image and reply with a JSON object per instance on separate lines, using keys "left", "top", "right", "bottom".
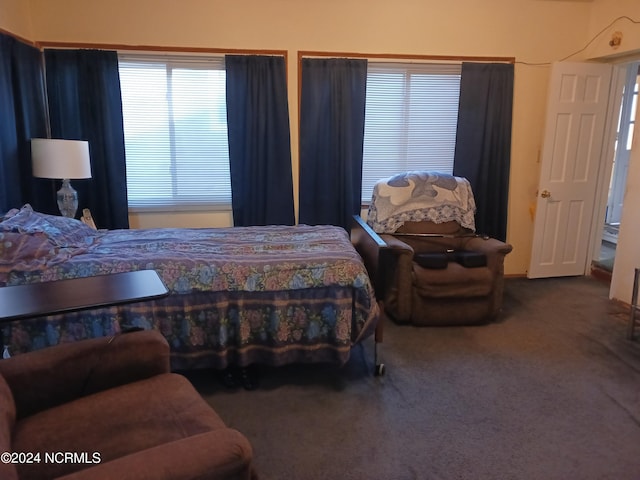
{"left": 118, "top": 54, "right": 231, "bottom": 209}
{"left": 362, "top": 62, "right": 462, "bottom": 203}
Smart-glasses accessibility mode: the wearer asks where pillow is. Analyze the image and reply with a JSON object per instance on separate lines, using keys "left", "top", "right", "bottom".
{"left": 1, "top": 207, "right": 20, "bottom": 221}
{"left": 0, "top": 204, "right": 96, "bottom": 248}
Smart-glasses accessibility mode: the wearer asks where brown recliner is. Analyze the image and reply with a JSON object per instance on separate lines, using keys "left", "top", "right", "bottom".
{"left": 0, "top": 330, "right": 255, "bottom": 480}
{"left": 381, "top": 220, "right": 512, "bottom": 326}
{"left": 366, "top": 171, "right": 512, "bottom": 326}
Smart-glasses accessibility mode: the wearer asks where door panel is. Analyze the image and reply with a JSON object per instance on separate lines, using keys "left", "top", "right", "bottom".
{"left": 528, "top": 62, "right": 613, "bottom": 278}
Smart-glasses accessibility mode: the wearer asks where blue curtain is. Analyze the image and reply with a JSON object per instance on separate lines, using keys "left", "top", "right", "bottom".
{"left": 298, "top": 58, "right": 368, "bottom": 230}
{"left": 225, "top": 55, "right": 295, "bottom": 226}
{"left": 44, "top": 49, "right": 129, "bottom": 229}
{"left": 453, "top": 62, "right": 514, "bottom": 242}
{"left": 0, "top": 33, "right": 50, "bottom": 214}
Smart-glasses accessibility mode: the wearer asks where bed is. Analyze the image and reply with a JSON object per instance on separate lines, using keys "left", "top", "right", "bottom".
{"left": 0, "top": 205, "right": 384, "bottom": 371}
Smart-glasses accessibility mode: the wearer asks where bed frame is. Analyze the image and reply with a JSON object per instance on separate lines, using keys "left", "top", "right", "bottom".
{"left": 351, "top": 215, "right": 392, "bottom": 376}
{"left": 1, "top": 206, "right": 391, "bottom": 378}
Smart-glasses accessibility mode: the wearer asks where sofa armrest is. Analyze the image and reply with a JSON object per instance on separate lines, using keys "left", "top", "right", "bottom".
{"left": 379, "top": 235, "right": 415, "bottom": 323}
{"left": 381, "top": 234, "right": 415, "bottom": 255}
{"left": 351, "top": 215, "right": 391, "bottom": 299}
{"left": 463, "top": 237, "right": 513, "bottom": 272}
{"left": 463, "top": 236, "right": 513, "bottom": 257}
{"left": 462, "top": 236, "right": 512, "bottom": 316}
{"left": 55, "top": 429, "right": 255, "bottom": 480}
{"left": 0, "top": 330, "right": 170, "bottom": 419}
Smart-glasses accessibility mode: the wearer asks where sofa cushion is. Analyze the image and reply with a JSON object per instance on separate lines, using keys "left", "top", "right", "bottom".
{"left": 396, "top": 220, "right": 468, "bottom": 236}
{"left": 414, "top": 250, "right": 488, "bottom": 270}
{"left": 12, "top": 373, "right": 227, "bottom": 480}
{"left": 0, "top": 375, "right": 18, "bottom": 480}
{"left": 413, "top": 261, "right": 493, "bottom": 298}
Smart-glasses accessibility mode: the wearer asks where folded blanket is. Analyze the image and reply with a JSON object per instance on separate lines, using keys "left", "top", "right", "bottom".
{"left": 366, "top": 171, "right": 476, "bottom": 233}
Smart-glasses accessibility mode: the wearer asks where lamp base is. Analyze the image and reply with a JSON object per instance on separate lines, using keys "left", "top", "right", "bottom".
{"left": 57, "top": 179, "right": 78, "bottom": 218}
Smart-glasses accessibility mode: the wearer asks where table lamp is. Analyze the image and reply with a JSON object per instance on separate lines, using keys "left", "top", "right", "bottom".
{"left": 31, "top": 138, "right": 92, "bottom": 218}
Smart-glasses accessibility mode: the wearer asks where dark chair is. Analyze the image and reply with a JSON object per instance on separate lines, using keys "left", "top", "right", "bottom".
{"left": 367, "top": 171, "right": 513, "bottom": 326}
{"left": 0, "top": 330, "right": 255, "bottom": 480}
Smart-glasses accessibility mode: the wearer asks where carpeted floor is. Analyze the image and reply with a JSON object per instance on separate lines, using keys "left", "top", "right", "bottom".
{"left": 184, "top": 276, "right": 640, "bottom": 480}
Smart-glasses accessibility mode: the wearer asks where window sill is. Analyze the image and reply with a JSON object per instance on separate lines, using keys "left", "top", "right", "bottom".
{"left": 128, "top": 204, "right": 232, "bottom": 214}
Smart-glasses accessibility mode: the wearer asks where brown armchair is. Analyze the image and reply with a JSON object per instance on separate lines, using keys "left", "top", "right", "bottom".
{"left": 366, "top": 171, "right": 513, "bottom": 326}
{"left": 0, "top": 330, "right": 255, "bottom": 480}
{"left": 381, "top": 220, "right": 512, "bottom": 326}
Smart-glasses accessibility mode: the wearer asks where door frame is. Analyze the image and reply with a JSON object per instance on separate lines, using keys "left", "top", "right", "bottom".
{"left": 605, "top": 62, "right": 640, "bottom": 226}
{"left": 588, "top": 62, "right": 633, "bottom": 275}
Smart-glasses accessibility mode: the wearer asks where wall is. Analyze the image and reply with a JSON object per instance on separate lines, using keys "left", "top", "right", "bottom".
{"left": 2, "top": 0, "right": 599, "bottom": 276}
{"left": 586, "top": 0, "right": 640, "bottom": 61}
{"left": 585, "top": 0, "right": 640, "bottom": 304}
{"left": 129, "top": 209, "right": 233, "bottom": 229}
{"left": 611, "top": 131, "right": 640, "bottom": 305}
{"left": 0, "top": 0, "right": 33, "bottom": 39}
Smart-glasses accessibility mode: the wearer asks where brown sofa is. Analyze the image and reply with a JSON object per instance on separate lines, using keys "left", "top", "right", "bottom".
{"left": 379, "top": 220, "right": 513, "bottom": 326}
{"left": 0, "top": 330, "right": 255, "bottom": 480}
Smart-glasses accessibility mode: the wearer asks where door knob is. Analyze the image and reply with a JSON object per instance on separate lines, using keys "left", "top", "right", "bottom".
{"left": 540, "top": 189, "right": 551, "bottom": 198}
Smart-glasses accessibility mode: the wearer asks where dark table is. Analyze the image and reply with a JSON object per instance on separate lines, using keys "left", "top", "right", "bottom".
{"left": 0, "top": 270, "right": 169, "bottom": 323}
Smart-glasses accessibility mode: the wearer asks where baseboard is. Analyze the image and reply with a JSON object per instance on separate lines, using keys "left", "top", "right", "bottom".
{"left": 590, "top": 265, "right": 612, "bottom": 284}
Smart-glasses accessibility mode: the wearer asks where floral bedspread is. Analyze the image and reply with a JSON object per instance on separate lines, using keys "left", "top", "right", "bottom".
{"left": 1, "top": 206, "right": 379, "bottom": 369}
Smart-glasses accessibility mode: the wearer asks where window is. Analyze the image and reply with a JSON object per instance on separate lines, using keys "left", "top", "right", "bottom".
{"left": 362, "top": 62, "right": 462, "bottom": 203}
{"left": 118, "top": 54, "right": 231, "bottom": 209}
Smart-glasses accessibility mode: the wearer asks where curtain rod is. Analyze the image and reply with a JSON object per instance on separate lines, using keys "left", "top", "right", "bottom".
{"left": 35, "top": 40, "right": 288, "bottom": 58}
{"left": 298, "top": 50, "right": 515, "bottom": 64}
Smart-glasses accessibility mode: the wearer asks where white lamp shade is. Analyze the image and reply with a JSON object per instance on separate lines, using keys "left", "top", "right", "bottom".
{"left": 31, "top": 138, "right": 92, "bottom": 179}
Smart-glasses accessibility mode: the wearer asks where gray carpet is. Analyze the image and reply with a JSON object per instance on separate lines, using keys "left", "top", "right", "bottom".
{"left": 185, "top": 277, "right": 640, "bottom": 480}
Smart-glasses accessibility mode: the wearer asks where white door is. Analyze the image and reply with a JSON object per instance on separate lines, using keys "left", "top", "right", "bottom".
{"left": 528, "top": 62, "right": 613, "bottom": 278}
